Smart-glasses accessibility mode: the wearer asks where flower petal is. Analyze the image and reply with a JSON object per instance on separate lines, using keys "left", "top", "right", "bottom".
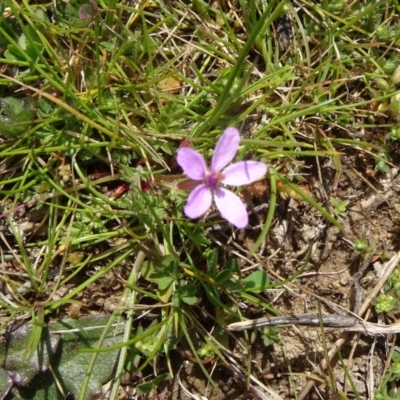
{"left": 177, "top": 147, "right": 207, "bottom": 180}
{"left": 221, "top": 161, "right": 267, "bottom": 186}
{"left": 184, "top": 184, "right": 212, "bottom": 219}
{"left": 214, "top": 187, "right": 248, "bottom": 228}
{"left": 211, "top": 127, "right": 240, "bottom": 172}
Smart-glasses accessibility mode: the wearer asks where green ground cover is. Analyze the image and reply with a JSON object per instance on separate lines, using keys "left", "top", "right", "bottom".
{"left": 0, "top": 0, "right": 400, "bottom": 399}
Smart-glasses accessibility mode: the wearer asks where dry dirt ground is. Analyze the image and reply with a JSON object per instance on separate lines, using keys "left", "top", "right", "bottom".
{"left": 129, "top": 147, "right": 400, "bottom": 400}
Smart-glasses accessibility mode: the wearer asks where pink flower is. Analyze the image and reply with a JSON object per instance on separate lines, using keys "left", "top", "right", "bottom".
{"left": 177, "top": 127, "right": 267, "bottom": 228}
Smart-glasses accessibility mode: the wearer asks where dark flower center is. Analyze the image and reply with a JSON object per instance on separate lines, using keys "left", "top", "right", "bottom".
{"left": 205, "top": 171, "right": 224, "bottom": 188}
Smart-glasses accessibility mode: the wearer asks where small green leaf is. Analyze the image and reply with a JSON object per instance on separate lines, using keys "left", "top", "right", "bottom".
{"left": 178, "top": 284, "right": 198, "bottom": 305}
{"left": 137, "top": 381, "right": 155, "bottom": 395}
{"left": 135, "top": 321, "right": 164, "bottom": 356}
{"left": 37, "top": 98, "right": 54, "bottom": 115}
{"left": 152, "top": 275, "right": 174, "bottom": 290}
{"left": 330, "top": 197, "right": 350, "bottom": 215}
{"left": 181, "top": 295, "right": 197, "bottom": 305}
{"left": 204, "top": 284, "right": 222, "bottom": 306}
{"left": 223, "top": 279, "right": 243, "bottom": 293}
{"left": 172, "top": 290, "right": 180, "bottom": 307}
{"left": 100, "top": 41, "right": 115, "bottom": 51}
{"left": 225, "top": 258, "right": 241, "bottom": 277}
{"left": 205, "top": 248, "right": 218, "bottom": 273}
{"left": 0, "top": 97, "right": 36, "bottom": 136}
{"left": 243, "top": 271, "right": 270, "bottom": 292}
{"left": 137, "top": 373, "right": 170, "bottom": 395}
{"left": 262, "top": 327, "right": 283, "bottom": 346}
{"left": 178, "top": 284, "right": 197, "bottom": 298}
{"left": 157, "top": 282, "right": 174, "bottom": 303}
{"left": 161, "top": 254, "right": 175, "bottom": 267}
{"left": 3, "top": 47, "right": 21, "bottom": 61}
{"left": 2, "top": 97, "right": 24, "bottom": 116}
{"left": 0, "top": 112, "right": 35, "bottom": 135}
{"left": 215, "top": 269, "right": 232, "bottom": 284}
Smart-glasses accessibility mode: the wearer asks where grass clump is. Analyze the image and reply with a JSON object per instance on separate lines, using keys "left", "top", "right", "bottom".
{"left": 0, "top": 0, "right": 400, "bottom": 398}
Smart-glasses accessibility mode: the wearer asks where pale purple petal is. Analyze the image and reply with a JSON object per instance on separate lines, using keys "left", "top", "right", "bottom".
{"left": 177, "top": 148, "right": 207, "bottom": 180}
{"left": 184, "top": 184, "right": 212, "bottom": 219}
{"left": 211, "top": 127, "right": 240, "bottom": 172}
{"left": 221, "top": 161, "right": 267, "bottom": 186}
{"left": 214, "top": 187, "right": 248, "bottom": 228}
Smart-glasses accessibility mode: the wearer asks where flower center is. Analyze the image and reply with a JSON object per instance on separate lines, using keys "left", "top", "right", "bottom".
{"left": 205, "top": 171, "right": 224, "bottom": 188}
